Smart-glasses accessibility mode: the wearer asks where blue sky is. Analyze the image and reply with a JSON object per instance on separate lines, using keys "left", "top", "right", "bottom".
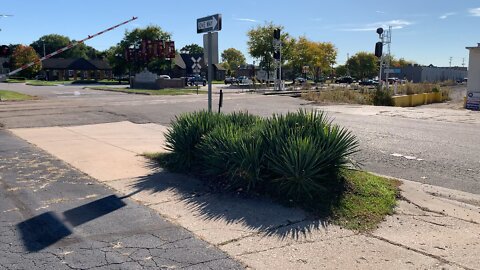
{"left": 1, "top": 0, "right": 479, "bottom": 67}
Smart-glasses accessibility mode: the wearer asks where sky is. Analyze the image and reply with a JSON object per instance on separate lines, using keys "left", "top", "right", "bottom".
{"left": 0, "top": 0, "right": 479, "bottom": 67}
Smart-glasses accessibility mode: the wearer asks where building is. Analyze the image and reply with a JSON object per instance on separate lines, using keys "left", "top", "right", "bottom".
{"left": 396, "top": 65, "right": 467, "bottom": 83}
{"left": 41, "top": 58, "right": 112, "bottom": 81}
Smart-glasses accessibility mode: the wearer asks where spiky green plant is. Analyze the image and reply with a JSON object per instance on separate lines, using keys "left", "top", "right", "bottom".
{"left": 262, "top": 110, "right": 359, "bottom": 203}
{"left": 164, "top": 111, "right": 225, "bottom": 170}
{"left": 198, "top": 124, "right": 265, "bottom": 191}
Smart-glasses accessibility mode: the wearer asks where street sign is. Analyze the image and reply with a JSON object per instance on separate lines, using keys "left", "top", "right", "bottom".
{"left": 466, "top": 92, "right": 480, "bottom": 111}
{"left": 384, "top": 68, "right": 401, "bottom": 74}
{"left": 203, "top": 32, "right": 219, "bottom": 65}
{"left": 197, "top": 14, "right": 222, "bottom": 33}
{"left": 302, "top": 66, "right": 309, "bottom": 74}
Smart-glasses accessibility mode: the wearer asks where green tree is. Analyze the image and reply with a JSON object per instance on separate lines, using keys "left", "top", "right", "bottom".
{"left": 288, "top": 36, "right": 337, "bottom": 80}
{"left": 221, "top": 48, "right": 246, "bottom": 76}
{"left": 30, "top": 34, "right": 100, "bottom": 59}
{"left": 347, "top": 52, "right": 378, "bottom": 79}
{"left": 247, "top": 22, "right": 295, "bottom": 79}
{"left": 180, "top": 43, "right": 203, "bottom": 54}
{"left": 107, "top": 25, "right": 173, "bottom": 75}
{"left": 11, "top": 45, "right": 42, "bottom": 78}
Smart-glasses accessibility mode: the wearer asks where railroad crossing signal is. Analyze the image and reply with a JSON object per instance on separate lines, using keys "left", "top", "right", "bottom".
{"left": 191, "top": 57, "right": 202, "bottom": 74}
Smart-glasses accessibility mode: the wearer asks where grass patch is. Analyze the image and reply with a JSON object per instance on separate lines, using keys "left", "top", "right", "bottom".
{"left": 5, "top": 79, "right": 26, "bottom": 83}
{"left": 26, "top": 80, "right": 72, "bottom": 86}
{"left": 87, "top": 86, "right": 206, "bottom": 95}
{"left": 0, "top": 90, "right": 36, "bottom": 101}
{"left": 333, "top": 170, "right": 399, "bottom": 231}
{"left": 212, "top": 80, "right": 225, "bottom": 84}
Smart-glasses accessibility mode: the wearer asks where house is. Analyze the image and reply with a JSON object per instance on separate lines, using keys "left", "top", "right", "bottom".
{"left": 41, "top": 58, "right": 112, "bottom": 81}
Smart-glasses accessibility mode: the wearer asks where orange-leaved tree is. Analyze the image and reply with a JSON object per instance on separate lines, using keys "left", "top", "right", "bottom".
{"left": 11, "top": 45, "right": 42, "bottom": 78}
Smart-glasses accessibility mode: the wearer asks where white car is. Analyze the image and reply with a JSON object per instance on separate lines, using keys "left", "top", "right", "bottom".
{"left": 159, "top": 75, "right": 171, "bottom": 79}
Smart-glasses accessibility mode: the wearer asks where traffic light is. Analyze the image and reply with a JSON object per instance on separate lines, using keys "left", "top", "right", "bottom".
{"left": 375, "top": 42, "right": 383, "bottom": 58}
{"left": 273, "top": 28, "right": 281, "bottom": 40}
{"left": 274, "top": 51, "right": 280, "bottom": 60}
{"left": 0, "top": 45, "right": 10, "bottom": 57}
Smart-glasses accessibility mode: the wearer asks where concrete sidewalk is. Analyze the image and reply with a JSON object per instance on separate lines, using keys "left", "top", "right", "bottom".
{"left": 11, "top": 121, "right": 480, "bottom": 270}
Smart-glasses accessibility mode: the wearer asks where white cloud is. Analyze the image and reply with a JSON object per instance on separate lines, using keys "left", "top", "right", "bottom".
{"left": 234, "top": 18, "right": 258, "bottom": 23}
{"left": 340, "top": 20, "right": 413, "bottom": 32}
{"left": 469, "top": 7, "right": 480, "bottom": 16}
{"left": 376, "top": 11, "right": 386, "bottom": 14}
{"left": 439, "top": 12, "right": 456, "bottom": 19}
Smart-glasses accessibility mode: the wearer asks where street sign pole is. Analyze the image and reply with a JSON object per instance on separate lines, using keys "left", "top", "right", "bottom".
{"left": 207, "top": 31, "right": 213, "bottom": 112}
{"left": 197, "top": 14, "right": 221, "bottom": 112}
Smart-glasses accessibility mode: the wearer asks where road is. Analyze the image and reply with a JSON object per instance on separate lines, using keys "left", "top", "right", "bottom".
{"left": 0, "top": 129, "right": 243, "bottom": 269}
{"left": 0, "top": 83, "right": 479, "bottom": 196}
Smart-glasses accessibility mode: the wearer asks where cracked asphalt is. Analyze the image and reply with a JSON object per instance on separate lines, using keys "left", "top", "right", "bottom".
{"left": 0, "top": 130, "right": 243, "bottom": 270}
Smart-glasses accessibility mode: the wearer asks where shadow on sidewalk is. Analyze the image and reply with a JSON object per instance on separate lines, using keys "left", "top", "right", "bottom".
{"left": 129, "top": 161, "right": 329, "bottom": 240}
{"left": 17, "top": 195, "right": 127, "bottom": 252}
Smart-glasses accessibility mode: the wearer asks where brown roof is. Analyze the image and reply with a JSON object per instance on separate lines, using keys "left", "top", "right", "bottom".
{"left": 42, "top": 58, "right": 111, "bottom": 70}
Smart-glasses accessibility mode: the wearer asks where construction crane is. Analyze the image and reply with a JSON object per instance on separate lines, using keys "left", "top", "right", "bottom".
{"left": 0, "top": 16, "right": 138, "bottom": 80}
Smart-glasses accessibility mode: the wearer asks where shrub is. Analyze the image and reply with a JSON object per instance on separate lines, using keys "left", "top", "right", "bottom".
{"left": 372, "top": 88, "right": 394, "bottom": 106}
{"left": 165, "top": 110, "right": 359, "bottom": 207}
{"left": 199, "top": 124, "right": 265, "bottom": 191}
{"left": 261, "top": 110, "right": 359, "bottom": 203}
{"left": 164, "top": 111, "right": 225, "bottom": 170}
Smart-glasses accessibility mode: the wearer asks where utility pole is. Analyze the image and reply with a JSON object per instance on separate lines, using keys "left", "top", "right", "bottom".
{"left": 462, "top": 58, "right": 466, "bottom": 67}
{"left": 384, "top": 26, "right": 392, "bottom": 89}
{"left": 449, "top": 57, "right": 453, "bottom": 67}
{"left": 346, "top": 53, "right": 350, "bottom": 76}
{"left": 43, "top": 41, "right": 46, "bottom": 57}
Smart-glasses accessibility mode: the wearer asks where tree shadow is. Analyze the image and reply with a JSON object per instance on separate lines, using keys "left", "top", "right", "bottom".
{"left": 129, "top": 160, "right": 330, "bottom": 240}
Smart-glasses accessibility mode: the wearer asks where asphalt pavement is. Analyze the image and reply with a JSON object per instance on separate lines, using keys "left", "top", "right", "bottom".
{"left": 0, "top": 130, "right": 243, "bottom": 270}
{"left": 0, "top": 83, "right": 479, "bottom": 195}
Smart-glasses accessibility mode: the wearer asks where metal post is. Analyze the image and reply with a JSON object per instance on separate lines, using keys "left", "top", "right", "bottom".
{"left": 207, "top": 32, "right": 213, "bottom": 112}
{"left": 218, "top": 89, "right": 223, "bottom": 113}
{"left": 279, "top": 41, "right": 282, "bottom": 91}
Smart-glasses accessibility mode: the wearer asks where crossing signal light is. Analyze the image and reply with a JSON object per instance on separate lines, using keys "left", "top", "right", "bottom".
{"left": 274, "top": 51, "right": 280, "bottom": 60}
{"left": 375, "top": 42, "right": 383, "bottom": 58}
{"left": 273, "top": 28, "right": 281, "bottom": 40}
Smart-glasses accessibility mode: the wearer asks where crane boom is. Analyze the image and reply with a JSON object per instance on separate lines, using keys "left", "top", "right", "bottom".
{"left": 1, "top": 16, "right": 138, "bottom": 78}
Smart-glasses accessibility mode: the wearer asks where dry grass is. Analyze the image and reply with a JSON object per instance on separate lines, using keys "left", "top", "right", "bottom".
{"left": 302, "top": 88, "right": 373, "bottom": 105}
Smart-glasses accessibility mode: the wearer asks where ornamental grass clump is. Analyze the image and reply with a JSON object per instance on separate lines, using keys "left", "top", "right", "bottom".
{"left": 164, "top": 111, "right": 225, "bottom": 171}
{"left": 164, "top": 109, "right": 360, "bottom": 208}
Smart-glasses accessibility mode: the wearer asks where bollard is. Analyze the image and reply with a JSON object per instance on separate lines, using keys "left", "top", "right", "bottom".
{"left": 218, "top": 89, "right": 223, "bottom": 113}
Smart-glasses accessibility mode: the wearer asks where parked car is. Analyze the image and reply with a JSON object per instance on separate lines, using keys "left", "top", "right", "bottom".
{"left": 359, "top": 79, "right": 379, "bottom": 86}
{"left": 224, "top": 76, "right": 239, "bottom": 84}
{"left": 294, "top": 77, "right": 307, "bottom": 84}
{"left": 335, "top": 76, "right": 354, "bottom": 84}
{"left": 34, "top": 74, "right": 46, "bottom": 80}
{"left": 188, "top": 75, "right": 206, "bottom": 86}
{"left": 159, "top": 75, "right": 171, "bottom": 79}
{"left": 237, "top": 76, "right": 252, "bottom": 84}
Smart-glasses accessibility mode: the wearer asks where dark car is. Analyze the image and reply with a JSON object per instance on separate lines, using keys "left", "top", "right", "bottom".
{"left": 188, "top": 75, "right": 207, "bottom": 86}
{"left": 294, "top": 77, "right": 307, "bottom": 84}
{"left": 359, "top": 79, "right": 379, "bottom": 86}
{"left": 224, "top": 76, "right": 239, "bottom": 84}
{"left": 335, "top": 76, "right": 354, "bottom": 84}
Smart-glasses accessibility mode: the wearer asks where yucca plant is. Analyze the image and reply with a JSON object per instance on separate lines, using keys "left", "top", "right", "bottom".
{"left": 164, "top": 111, "right": 225, "bottom": 170}
{"left": 198, "top": 124, "right": 265, "bottom": 191}
{"left": 262, "top": 110, "right": 359, "bottom": 203}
